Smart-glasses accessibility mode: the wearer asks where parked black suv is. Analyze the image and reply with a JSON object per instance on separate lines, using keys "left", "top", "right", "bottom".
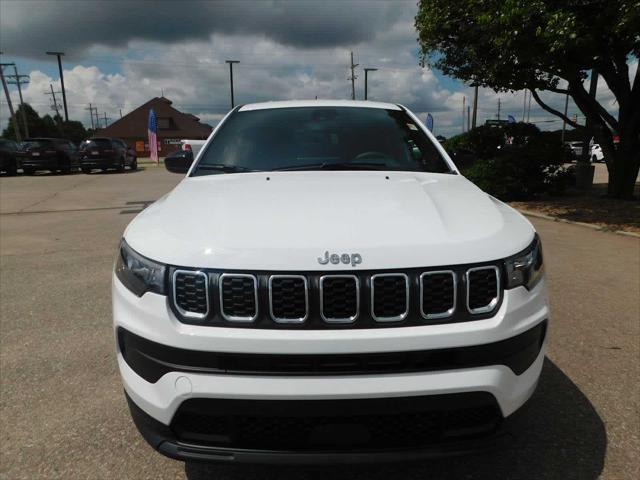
{"left": 19, "top": 138, "right": 80, "bottom": 175}
{"left": 0, "top": 138, "right": 21, "bottom": 176}
{"left": 80, "top": 137, "right": 137, "bottom": 173}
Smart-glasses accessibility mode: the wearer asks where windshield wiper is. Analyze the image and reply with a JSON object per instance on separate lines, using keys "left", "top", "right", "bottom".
{"left": 272, "top": 162, "right": 389, "bottom": 172}
{"left": 195, "top": 164, "right": 258, "bottom": 174}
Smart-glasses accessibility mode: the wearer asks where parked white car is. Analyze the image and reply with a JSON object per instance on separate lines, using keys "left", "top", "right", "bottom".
{"left": 591, "top": 143, "right": 605, "bottom": 163}
{"left": 114, "top": 100, "right": 549, "bottom": 465}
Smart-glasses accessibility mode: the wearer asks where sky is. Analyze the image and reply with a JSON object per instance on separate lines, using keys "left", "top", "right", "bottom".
{"left": 0, "top": 0, "right": 628, "bottom": 138}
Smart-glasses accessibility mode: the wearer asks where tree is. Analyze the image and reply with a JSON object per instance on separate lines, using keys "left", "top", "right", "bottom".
{"left": 415, "top": 0, "right": 640, "bottom": 198}
{"left": 2, "top": 103, "right": 87, "bottom": 144}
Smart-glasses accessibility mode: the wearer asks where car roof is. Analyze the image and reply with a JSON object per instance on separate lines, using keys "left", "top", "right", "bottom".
{"left": 239, "top": 99, "right": 402, "bottom": 112}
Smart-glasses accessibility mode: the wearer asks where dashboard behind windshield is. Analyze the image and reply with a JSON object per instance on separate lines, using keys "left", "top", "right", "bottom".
{"left": 193, "top": 106, "right": 452, "bottom": 175}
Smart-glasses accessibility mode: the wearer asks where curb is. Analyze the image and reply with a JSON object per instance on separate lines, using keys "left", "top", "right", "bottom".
{"left": 516, "top": 209, "right": 640, "bottom": 239}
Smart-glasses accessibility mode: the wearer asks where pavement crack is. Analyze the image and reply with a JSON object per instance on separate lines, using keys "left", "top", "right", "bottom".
{"left": 16, "top": 175, "right": 107, "bottom": 214}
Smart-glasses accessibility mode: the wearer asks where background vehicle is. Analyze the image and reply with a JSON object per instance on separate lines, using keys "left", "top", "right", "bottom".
{"left": 180, "top": 139, "right": 206, "bottom": 159}
{"left": 0, "top": 139, "right": 21, "bottom": 176}
{"left": 19, "top": 138, "right": 80, "bottom": 175}
{"left": 591, "top": 144, "right": 605, "bottom": 163}
{"left": 80, "top": 137, "right": 137, "bottom": 173}
{"left": 564, "top": 141, "right": 583, "bottom": 161}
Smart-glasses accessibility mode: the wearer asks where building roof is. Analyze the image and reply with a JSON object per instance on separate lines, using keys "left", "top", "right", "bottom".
{"left": 101, "top": 97, "right": 213, "bottom": 139}
{"left": 239, "top": 99, "right": 402, "bottom": 111}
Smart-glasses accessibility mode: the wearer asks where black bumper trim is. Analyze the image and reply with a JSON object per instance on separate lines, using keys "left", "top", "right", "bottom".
{"left": 118, "top": 320, "right": 547, "bottom": 383}
{"left": 125, "top": 391, "right": 514, "bottom": 465}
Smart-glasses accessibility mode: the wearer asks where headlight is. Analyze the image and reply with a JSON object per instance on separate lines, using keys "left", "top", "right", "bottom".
{"left": 115, "top": 240, "right": 166, "bottom": 296}
{"left": 504, "top": 234, "right": 544, "bottom": 290}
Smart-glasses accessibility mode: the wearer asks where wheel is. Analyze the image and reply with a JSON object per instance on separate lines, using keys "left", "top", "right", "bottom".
{"left": 130, "top": 157, "right": 138, "bottom": 171}
{"left": 82, "top": 167, "right": 92, "bottom": 174}
{"left": 23, "top": 167, "right": 35, "bottom": 175}
{"left": 6, "top": 163, "right": 18, "bottom": 176}
{"left": 117, "top": 158, "right": 125, "bottom": 172}
{"left": 592, "top": 155, "right": 597, "bottom": 163}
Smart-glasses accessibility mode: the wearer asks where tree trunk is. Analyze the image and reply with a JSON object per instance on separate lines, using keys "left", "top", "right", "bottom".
{"left": 607, "top": 138, "right": 640, "bottom": 199}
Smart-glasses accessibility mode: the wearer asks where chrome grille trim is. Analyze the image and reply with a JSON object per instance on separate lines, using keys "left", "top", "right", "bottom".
{"left": 268, "top": 275, "right": 309, "bottom": 324}
{"left": 172, "top": 270, "right": 209, "bottom": 319}
{"left": 319, "top": 274, "right": 360, "bottom": 324}
{"left": 419, "top": 270, "right": 457, "bottom": 320}
{"left": 219, "top": 273, "right": 259, "bottom": 322}
{"left": 370, "top": 273, "right": 409, "bottom": 322}
{"left": 466, "top": 266, "right": 501, "bottom": 314}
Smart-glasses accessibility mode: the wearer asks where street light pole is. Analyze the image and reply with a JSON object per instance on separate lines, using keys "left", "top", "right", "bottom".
{"left": 0, "top": 62, "right": 22, "bottom": 142}
{"left": 363, "top": 68, "right": 377, "bottom": 100}
{"left": 225, "top": 60, "right": 240, "bottom": 109}
{"left": 46, "top": 51, "right": 69, "bottom": 121}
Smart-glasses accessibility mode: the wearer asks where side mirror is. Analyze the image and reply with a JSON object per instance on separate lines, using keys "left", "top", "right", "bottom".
{"left": 165, "top": 151, "right": 193, "bottom": 174}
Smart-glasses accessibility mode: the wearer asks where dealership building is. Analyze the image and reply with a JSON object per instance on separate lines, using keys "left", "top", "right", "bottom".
{"left": 100, "top": 97, "right": 213, "bottom": 156}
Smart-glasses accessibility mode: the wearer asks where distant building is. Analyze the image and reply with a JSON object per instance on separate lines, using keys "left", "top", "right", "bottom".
{"left": 100, "top": 97, "right": 213, "bottom": 156}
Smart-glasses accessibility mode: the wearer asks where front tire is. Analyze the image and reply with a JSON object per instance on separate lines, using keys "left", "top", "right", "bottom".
{"left": 117, "top": 158, "right": 125, "bottom": 173}
{"left": 130, "top": 158, "right": 138, "bottom": 171}
{"left": 23, "top": 167, "right": 35, "bottom": 175}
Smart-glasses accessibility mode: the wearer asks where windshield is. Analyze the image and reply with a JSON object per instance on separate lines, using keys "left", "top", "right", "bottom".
{"left": 193, "top": 107, "right": 452, "bottom": 175}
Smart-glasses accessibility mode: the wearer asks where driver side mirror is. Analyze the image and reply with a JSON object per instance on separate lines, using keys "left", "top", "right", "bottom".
{"left": 165, "top": 150, "right": 194, "bottom": 174}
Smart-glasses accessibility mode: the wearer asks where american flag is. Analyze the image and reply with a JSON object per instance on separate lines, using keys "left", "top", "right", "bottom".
{"left": 148, "top": 108, "right": 158, "bottom": 164}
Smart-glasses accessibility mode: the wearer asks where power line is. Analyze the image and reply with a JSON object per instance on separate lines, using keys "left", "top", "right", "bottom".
{"left": 44, "top": 83, "right": 63, "bottom": 119}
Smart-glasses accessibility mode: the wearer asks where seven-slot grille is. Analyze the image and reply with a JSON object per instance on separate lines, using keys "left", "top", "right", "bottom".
{"left": 171, "top": 266, "right": 502, "bottom": 326}
{"left": 220, "top": 274, "right": 258, "bottom": 322}
{"left": 269, "top": 275, "right": 308, "bottom": 323}
{"left": 371, "top": 274, "right": 409, "bottom": 321}
{"left": 466, "top": 266, "right": 500, "bottom": 314}
{"left": 320, "top": 275, "right": 359, "bottom": 323}
{"left": 173, "top": 270, "right": 208, "bottom": 318}
{"left": 420, "top": 271, "right": 456, "bottom": 319}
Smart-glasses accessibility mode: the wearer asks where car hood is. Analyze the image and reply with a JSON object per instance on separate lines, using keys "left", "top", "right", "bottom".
{"left": 125, "top": 171, "right": 534, "bottom": 270}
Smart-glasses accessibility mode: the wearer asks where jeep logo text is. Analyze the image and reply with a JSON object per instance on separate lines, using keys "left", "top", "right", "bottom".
{"left": 317, "top": 251, "right": 362, "bottom": 267}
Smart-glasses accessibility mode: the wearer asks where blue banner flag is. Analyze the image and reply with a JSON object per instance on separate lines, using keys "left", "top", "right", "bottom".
{"left": 148, "top": 109, "right": 158, "bottom": 164}
{"left": 507, "top": 115, "right": 516, "bottom": 123}
{"left": 426, "top": 113, "right": 434, "bottom": 132}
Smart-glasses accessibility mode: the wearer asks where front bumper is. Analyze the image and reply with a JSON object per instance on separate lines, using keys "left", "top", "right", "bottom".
{"left": 114, "top": 274, "right": 548, "bottom": 462}
{"left": 20, "top": 156, "right": 58, "bottom": 169}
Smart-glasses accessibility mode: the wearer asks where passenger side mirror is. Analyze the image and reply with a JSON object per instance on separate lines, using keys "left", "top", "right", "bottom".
{"left": 165, "top": 150, "right": 194, "bottom": 174}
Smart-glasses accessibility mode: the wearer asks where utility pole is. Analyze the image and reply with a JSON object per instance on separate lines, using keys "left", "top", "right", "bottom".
{"left": 462, "top": 96, "right": 466, "bottom": 133}
{"left": 46, "top": 51, "right": 68, "bottom": 121}
{"left": 85, "top": 103, "right": 95, "bottom": 129}
{"left": 471, "top": 85, "right": 478, "bottom": 129}
{"left": 119, "top": 108, "right": 123, "bottom": 119}
{"left": 363, "top": 68, "right": 377, "bottom": 100}
{"left": 522, "top": 90, "right": 527, "bottom": 122}
{"left": 349, "top": 52, "right": 359, "bottom": 100}
{"left": 6, "top": 66, "right": 30, "bottom": 138}
{"left": 526, "top": 91, "right": 532, "bottom": 122}
{"left": 92, "top": 106, "right": 99, "bottom": 129}
{"left": 0, "top": 61, "right": 22, "bottom": 142}
{"left": 467, "top": 105, "right": 471, "bottom": 132}
{"left": 225, "top": 60, "right": 240, "bottom": 108}
{"left": 103, "top": 112, "right": 110, "bottom": 128}
{"left": 45, "top": 84, "right": 62, "bottom": 120}
{"left": 497, "top": 98, "right": 501, "bottom": 120}
{"left": 560, "top": 93, "right": 570, "bottom": 144}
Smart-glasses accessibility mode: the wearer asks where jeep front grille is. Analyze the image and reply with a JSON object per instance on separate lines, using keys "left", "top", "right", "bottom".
{"left": 220, "top": 274, "right": 258, "bottom": 322}
{"left": 320, "top": 275, "right": 359, "bottom": 323}
{"left": 169, "top": 264, "right": 502, "bottom": 328}
{"left": 466, "top": 266, "right": 500, "bottom": 314}
{"left": 269, "top": 275, "right": 308, "bottom": 323}
{"left": 173, "top": 270, "right": 208, "bottom": 318}
{"left": 420, "top": 271, "right": 456, "bottom": 319}
{"left": 371, "top": 274, "right": 409, "bottom": 322}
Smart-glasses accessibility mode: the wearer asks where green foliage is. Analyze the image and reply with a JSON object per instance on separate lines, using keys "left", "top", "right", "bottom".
{"left": 415, "top": 0, "right": 639, "bottom": 92}
{"left": 450, "top": 124, "right": 570, "bottom": 200}
{"left": 2, "top": 103, "right": 88, "bottom": 144}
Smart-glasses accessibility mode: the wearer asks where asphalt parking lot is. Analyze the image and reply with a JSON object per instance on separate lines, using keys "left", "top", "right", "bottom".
{"left": 1, "top": 166, "right": 638, "bottom": 479}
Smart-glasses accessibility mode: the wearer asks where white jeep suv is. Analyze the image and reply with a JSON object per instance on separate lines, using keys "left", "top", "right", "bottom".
{"left": 113, "top": 100, "right": 548, "bottom": 465}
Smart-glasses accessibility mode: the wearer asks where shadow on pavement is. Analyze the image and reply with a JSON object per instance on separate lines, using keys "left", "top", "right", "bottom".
{"left": 184, "top": 359, "right": 606, "bottom": 480}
